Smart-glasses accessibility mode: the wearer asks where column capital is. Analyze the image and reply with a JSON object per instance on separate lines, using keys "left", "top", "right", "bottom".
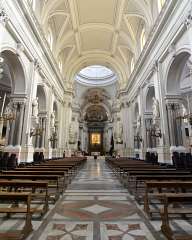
{"left": 166, "top": 102, "right": 180, "bottom": 110}
{"left": 164, "top": 95, "right": 183, "bottom": 104}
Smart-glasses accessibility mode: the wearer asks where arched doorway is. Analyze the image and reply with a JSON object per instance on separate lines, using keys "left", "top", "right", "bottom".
{"left": 0, "top": 50, "right": 26, "bottom": 152}
{"left": 166, "top": 52, "right": 192, "bottom": 150}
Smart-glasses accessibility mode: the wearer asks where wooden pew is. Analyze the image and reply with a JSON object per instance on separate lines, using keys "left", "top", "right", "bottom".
{"left": 0, "top": 180, "right": 49, "bottom": 216}
{"left": 120, "top": 168, "right": 179, "bottom": 185}
{"left": 143, "top": 181, "right": 192, "bottom": 217}
{"left": 0, "top": 175, "right": 61, "bottom": 202}
{"left": 15, "top": 167, "right": 73, "bottom": 182}
{"left": 128, "top": 174, "right": 192, "bottom": 200}
{"left": 160, "top": 193, "right": 192, "bottom": 240}
{"left": 32, "top": 163, "right": 78, "bottom": 176}
{"left": 0, "top": 192, "right": 33, "bottom": 239}
{"left": 2, "top": 170, "right": 66, "bottom": 191}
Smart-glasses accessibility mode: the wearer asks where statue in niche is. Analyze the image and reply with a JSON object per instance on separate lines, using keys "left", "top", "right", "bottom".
{"left": 152, "top": 97, "right": 160, "bottom": 124}
{"left": 50, "top": 111, "right": 55, "bottom": 128}
{"left": 32, "top": 98, "right": 39, "bottom": 117}
{"left": 136, "top": 115, "right": 141, "bottom": 134}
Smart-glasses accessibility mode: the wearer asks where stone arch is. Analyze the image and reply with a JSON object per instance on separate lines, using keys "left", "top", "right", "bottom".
{"left": 1, "top": 50, "right": 26, "bottom": 94}
{"left": 166, "top": 52, "right": 191, "bottom": 95}
{"left": 82, "top": 103, "right": 111, "bottom": 122}
{"left": 165, "top": 51, "right": 192, "bottom": 148}
{"left": 65, "top": 53, "right": 127, "bottom": 89}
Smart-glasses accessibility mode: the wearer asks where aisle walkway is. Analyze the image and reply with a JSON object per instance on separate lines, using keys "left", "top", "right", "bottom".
{"left": 30, "top": 158, "right": 165, "bottom": 240}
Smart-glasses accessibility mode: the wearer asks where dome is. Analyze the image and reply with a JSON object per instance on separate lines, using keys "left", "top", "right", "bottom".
{"left": 75, "top": 65, "right": 117, "bottom": 86}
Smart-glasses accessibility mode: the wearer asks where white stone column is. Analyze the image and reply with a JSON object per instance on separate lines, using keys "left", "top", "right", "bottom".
{"left": 8, "top": 103, "right": 17, "bottom": 146}
{"left": 16, "top": 102, "right": 25, "bottom": 146}
{"left": 166, "top": 102, "right": 183, "bottom": 147}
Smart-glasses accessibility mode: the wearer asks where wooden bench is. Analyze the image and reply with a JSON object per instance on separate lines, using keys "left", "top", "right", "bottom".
{"left": 0, "top": 192, "right": 33, "bottom": 240}
{"left": 2, "top": 170, "right": 66, "bottom": 192}
{"left": 159, "top": 193, "right": 192, "bottom": 240}
{"left": 128, "top": 174, "right": 192, "bottom": 199}
{"left": 0, "top": 180, "right": 49, "bottom": 216}
{"left": 143, "top": 181, "right": 192, "bottom": 217}
{"left": 14, "top": 167, "right": 72, "bottom": 183}
{"left": 32, "top": 164, "right": 77, "bottom": 177}
{"left": 120, "top": 168, "right": 182, "bottom": 186}
{"left": 0, "top": 175, "right": 61, "bottom": 202}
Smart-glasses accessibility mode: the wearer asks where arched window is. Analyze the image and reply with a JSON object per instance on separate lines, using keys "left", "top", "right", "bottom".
{"left": 158, "top": 0, "right": 165, "bottom": 12}
{"left": 131, "top": 58, "right": 135, "bottom": 72}
{"left": 140, "top": 28, "right": 146, "bottom": 51}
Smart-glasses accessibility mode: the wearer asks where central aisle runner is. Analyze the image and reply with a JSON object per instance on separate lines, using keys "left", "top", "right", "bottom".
{"left": 29, "top": 159, "right": 164, "bottom": 240}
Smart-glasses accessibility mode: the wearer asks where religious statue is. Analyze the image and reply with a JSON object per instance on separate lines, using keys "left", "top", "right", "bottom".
{"left": 50, "top": 111, "right": 55, "bottom": 128}
{"left": 152, "top": 97, "right": 160, "bottom": 125}
{"left": 32, "top": 98, "right": 39, "bottom": 117}
{"left": 136, "top": 115, "right": 141, "bottom": 134}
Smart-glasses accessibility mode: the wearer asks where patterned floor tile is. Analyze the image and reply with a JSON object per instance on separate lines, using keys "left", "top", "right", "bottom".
{"left": 39, "top": 221, "right": 93, "bottom": 240}
{"left": 82, "top": 204, "right": 111, "bottom": 214}
{"left": 100, "top": 221, "right": 156, "bottom": 240}
{"left": 13, "top": 159, "right": 192, "bottom": 240}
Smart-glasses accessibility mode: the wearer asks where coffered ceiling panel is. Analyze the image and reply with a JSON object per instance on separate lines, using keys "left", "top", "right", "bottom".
{"left": 77, "top": 0, "right": 118, "bottom": 25}
{"left": 81, "top": 30, "right": 113, "bottom": 52}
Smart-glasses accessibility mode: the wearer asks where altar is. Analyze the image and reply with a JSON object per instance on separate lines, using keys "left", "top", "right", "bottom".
{"left": 91, "top": 152, "right": 100, "bottom": 156}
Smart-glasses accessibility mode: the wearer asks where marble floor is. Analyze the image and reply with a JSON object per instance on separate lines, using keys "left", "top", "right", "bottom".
{"left": 1, "top": 158, "right": 192, "bottom": 239}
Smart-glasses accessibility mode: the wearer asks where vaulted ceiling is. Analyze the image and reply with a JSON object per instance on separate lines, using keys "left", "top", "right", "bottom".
{"left": 31, "top": 0, "right": 161, "bottom": 90}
